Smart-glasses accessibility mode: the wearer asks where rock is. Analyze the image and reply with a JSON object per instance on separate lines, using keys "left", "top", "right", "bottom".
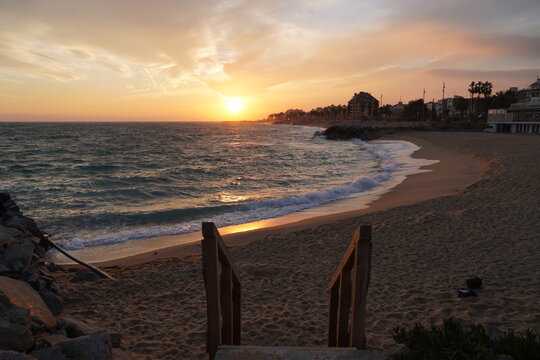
{"left": 36, "top": 333, "right": 69, "bottom": 347}
{"left": 8, "top": 304, "right": 30, "bottom": 326}
{"left": 3, "top": 217, "right": 28, "bottom": 233}
{"left": 30, "top": 345, "right": 66, "bottom": 360}
{"left": 109, "top": 333, "right": 122, "bottom": 348}
{"left": 322, "top": 125, "right": 380, "bottom": 141}
{"left": 0, "top": 276, "right": 56, "bottom": 327}
{"left": 0, "top": 319, "right": 34, "bottom": 352}
{"left": 0, "top": 264, "right": 9, "bottom": 275}
{"left": 57, "top": 330, "right": 112, "bottom": 360}
{"left": 0, "top": 350, "right": 37, "bottom": 360}
{"left": 466, "top": 277, "right": 483, "bottom": 289}
{"left": 496, "top": 356, "right": 515, "bottom": 360}
{"left": 2, "top": 201, "right": 20, "bottom": 212}
{"left": 392, "top": 344, "right": 412, "bottom": 357}
{"left": 44, "top": 262, "right": 59, "bottom": 273}
{"left": 112, "top": 348, "right": 131, "bottom": 360}
{"left": 58, "top": 317, "right": 97, "bottom": 338}
{"left": 0, "top": 225, "right": 20, "bottom": 248}
{"left": 70, "top": 270, "right": 98, "bottom": 283}
{"left": 2, "top": 240, "right": 34, "bottom": 268}
{"left": 0, "top": 191, "right": 10, "bottom": 203}
{"left": 38, "top": 290, "right": 64, "bottom": 316}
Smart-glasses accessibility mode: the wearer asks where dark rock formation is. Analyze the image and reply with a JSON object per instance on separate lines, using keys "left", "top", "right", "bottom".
{"left": 0, "top": 191, "right": 129, "bottom": 359}
{"left": 321, "top": 125, "right": 381, "bottom": 141}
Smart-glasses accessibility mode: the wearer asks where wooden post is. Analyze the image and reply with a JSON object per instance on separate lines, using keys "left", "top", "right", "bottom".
{"left": 337, "top": 269, "right": 352, "bottom": 347}
{"left": 202, "top": 222, "right": 242, "bottom": 359}
{"left": 232, "top": 278, "right": 241, "bottom": 345}
{"left": 220, "top": 264, "right": 233, "bottom": 345}
{"left": 327, "top": 225, "right": 372, "bottom": 349}
{"left": 349, "top": 226, "right": 372, "bottom": 349}
{"left": 328, "top": 281, "right": 339, "bottom": 347}
{"left": 202, "top": 223, "right": 221, "bottom": 359}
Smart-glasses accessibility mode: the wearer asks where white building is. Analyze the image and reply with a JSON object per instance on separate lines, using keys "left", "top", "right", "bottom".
{"left": 486, "top": 78, "right": 540, "bottom": 133}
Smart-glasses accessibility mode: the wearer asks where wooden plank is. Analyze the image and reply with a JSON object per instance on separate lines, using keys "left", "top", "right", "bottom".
{"left": 328, "top": 280, "right": 340, "bottom": 347}
{"left": 203, "top": 222, "right": 242, "bottom": 283}
{"left": 232, "top": 280, "right": 241, "bottom": 345}
{"left": 337, "top": 269, "right": 352, "bottom": 347}
{"left": 201, "top": 233, "right": 221, "bottom": 359}
{"left": 349, "top": 239, "right": 372, "bottom": 349}
{"left": 328, "top": 227, "right": 360, "bottom": 290}
{"left": 221, "top": 264, "right": 233, "bottom": 345}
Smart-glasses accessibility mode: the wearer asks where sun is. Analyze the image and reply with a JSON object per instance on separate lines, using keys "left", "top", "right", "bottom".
{"left": 226, "top": 97, "right": 244, "bottom": 114}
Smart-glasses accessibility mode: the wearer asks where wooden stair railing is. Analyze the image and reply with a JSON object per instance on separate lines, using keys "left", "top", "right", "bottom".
{"left": 201, "top": 222, "right": 241, "bottom": 360}
{"left": 327, "top": 225, "right": 372, "bottom": 349}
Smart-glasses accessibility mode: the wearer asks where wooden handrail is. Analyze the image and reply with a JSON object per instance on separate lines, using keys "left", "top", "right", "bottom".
{"left": 201, "top": 222, "right": 242, "bottom": 360}
{"left": 328, "top": 225, "right": 372, "bottom": 349}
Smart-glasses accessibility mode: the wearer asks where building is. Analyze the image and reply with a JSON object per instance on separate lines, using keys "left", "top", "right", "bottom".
{"left": 486, "top": 78, "right": 540, "bottom": 133}
{"left": 347, "top": 92, "right": 379, "bottom": 120}
{"left": 434, "top": 96, "right": 466, "bottom": 118}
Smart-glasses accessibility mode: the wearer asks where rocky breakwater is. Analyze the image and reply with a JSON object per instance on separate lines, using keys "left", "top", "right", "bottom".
{"left": 316, "top": 125, "right": 381, "bottom": 141}
{"left": 0, "top": 191, "right": 130, "bottom": 360}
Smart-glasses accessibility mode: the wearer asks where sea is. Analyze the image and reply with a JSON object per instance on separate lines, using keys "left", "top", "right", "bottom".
{"left": 0, "top": 122, "right": 436, "bottom": 251}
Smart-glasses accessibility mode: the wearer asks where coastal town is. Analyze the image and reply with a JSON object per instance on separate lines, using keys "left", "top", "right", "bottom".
{"left": 264, "top": 77, "right": 540, "bottom": 134}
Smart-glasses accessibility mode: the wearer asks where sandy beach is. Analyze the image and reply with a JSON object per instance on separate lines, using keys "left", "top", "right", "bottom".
{"left": 55, "top": 131, "right": 540, "bottom": 359}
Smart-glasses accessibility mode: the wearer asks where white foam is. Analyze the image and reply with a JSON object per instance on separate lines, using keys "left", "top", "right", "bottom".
{"left": 57, "top": 139, "right": 437, "bottom": 250}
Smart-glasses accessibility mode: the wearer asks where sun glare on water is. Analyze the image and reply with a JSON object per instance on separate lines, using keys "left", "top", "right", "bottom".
{"left": 226, "top": 97, "right": 244, "bottom": 114}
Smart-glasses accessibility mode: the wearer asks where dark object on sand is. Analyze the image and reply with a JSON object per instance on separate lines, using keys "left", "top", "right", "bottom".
{"left": 457, "top": 288, "right": 477, "bottom": 298}
{"left": 466, "top": 277, "right": 482, "bottom": 289}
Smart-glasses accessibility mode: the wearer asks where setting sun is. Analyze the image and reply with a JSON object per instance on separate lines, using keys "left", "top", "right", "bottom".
{"left": 226, "top": 97, "right": 245, "bottom": 114}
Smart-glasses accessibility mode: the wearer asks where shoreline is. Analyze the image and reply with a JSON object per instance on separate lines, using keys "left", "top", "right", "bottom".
{"left": 88, "top": 132, "right": 486, "bottom": 267}
{"left": 56, "top": 131, "right": 540, "bottom": 359}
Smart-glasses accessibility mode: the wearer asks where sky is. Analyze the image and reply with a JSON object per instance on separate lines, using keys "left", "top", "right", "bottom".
{"left": 1, "top": 0, "right": 539, "bottom": 122}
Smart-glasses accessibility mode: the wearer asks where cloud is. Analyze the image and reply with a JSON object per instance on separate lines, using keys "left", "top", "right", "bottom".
{"left": 0, "top": 0, "right": 539, "bottom": 118}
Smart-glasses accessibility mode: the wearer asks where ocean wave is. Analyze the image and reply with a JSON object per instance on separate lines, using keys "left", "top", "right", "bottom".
{"left": 53, "top": 138, "right": 436, "bottom": 250}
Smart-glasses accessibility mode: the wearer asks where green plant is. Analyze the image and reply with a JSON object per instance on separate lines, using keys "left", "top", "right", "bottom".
{"left": 392, "top": 317, "right": 540, "bottom": 360}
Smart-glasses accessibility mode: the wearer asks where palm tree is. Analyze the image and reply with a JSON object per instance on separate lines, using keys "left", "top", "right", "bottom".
{"left": 468, "top": 81, "right": 476, "bottom": 120}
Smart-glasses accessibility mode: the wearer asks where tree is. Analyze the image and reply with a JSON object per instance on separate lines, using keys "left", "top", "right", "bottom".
{"left": 454, "top": 97, "right": 469, "bottom": 119}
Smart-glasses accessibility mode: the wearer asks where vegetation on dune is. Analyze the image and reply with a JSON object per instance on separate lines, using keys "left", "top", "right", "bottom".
{"left": 392, "top": 317, "right": 540, "bottom": 360}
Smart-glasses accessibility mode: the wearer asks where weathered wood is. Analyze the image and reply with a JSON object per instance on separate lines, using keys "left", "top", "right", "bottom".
{"left": 232, "top": 280, "right": 241, "bottom": 345}
{"left": 202, "top": 229, "right": 221, "bottom": 359}
{"left": 337, "top": 269, "right": 352, "bottom": 347}
{"left": 328, "top": 281, "right": 339, "bottom": 347}
{"left": 328, "top": 225, "right": 372, "bottom": 349}
{"left": 202, "top": 222, "right": 242, "bottom": 359}
{"left": 328, "top": 228, "right": 360, "bottom": 290}
{"left": 221, "top": 265, "right": 233, "bottom": 345}
{"left": 349, "top": 241, "right": 372, "bottom": 349}
{"left": 45, "top": 236, "right": 115, "bottom": 281}
{"left": 203, "top": 222, "right": 242, "bottom": 282}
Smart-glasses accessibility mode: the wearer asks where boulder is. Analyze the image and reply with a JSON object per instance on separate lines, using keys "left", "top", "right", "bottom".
{"left": 0, "top": 350, "right": 37, "bottom": 360}
{"left": 0, "top": 191, "right": 10, "bottom": 203}
{"left": 2, "top": 240, "right": 34, "bottom": 268}
{"left": 0, "top": 225, "right": 20, "bottom": 248}
{"left": 57, "top": 330, "right": 112, "bottom": 360}
{"left": 70, "top": 270, "right": 98, "bottom": 283}
{"left": 8, "top": 304, "right": 30, "bottom": 326}
{"left": 0, "top": 276, "right": 56, "bottom": 327}
{"left": 0, "top": 319, "right": 34, "bottom": 352}
{"left": 3, "top": 217, "right": 28, "bottom": 233}
{"left": 38, "top": 290, "right": 64, "bottom": 316}
{"left": 30, "top": 345, "right": 66, "bottom": 360}
{"left": 58, "top": 317, "right": 97, "bottom": 338}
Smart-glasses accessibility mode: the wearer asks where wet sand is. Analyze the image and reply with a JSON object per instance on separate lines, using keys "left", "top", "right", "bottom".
{"left": 56, "top": 131, "right": 540, "bottom": 359}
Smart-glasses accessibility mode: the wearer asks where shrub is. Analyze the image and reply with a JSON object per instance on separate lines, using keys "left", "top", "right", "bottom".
{"left": 392, "top": 317, "right": 540, "bottom": 360}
